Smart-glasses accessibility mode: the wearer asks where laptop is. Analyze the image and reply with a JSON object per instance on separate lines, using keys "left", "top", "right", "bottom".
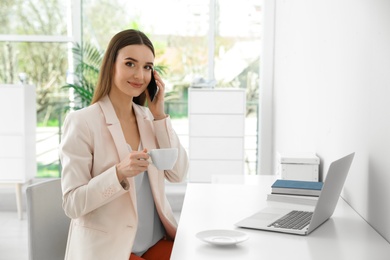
{"left": 235, "top": 152, "right": 355, "bottom": 235}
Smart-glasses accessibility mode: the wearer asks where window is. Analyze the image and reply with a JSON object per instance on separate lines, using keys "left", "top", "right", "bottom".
{"left": 82, "top": 0, "right": 262, "bottom": 174}
{"left": 0, "top": 0, "right": 73, "bottom": 177}
{"left": 1, "top": 0, "right": 262, "bottom": 177}
{"left": 1, "top": 0, "right": 68, "bottom": 36}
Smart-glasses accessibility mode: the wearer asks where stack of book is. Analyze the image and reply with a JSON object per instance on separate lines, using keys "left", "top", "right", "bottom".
{"left": 267, "top": 179, "right": 324, "bottom": 206}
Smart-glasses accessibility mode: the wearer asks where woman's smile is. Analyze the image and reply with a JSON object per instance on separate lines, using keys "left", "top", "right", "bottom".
{"left": 128, "top": 81, "right": 144, "bottom": 88}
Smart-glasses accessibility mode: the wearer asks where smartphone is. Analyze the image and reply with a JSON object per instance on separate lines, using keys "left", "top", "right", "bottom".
{"left": 147, "top": 70, "right": 159, "bottom": 102}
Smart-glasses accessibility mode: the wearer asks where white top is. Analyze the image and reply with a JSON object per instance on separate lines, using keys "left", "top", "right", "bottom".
{"left": 127, "top": 144, "right": 164, "bottom": 256}
{"left": 171, "top": 176, "right": 390, "bottom": 260}
{"left": 278, "top": 152, "right": 320, "bottom": 164}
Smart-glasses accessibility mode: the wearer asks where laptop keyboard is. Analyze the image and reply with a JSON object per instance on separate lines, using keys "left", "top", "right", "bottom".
{"left": 268, "top": 210, "right": 313, "bottom": 230}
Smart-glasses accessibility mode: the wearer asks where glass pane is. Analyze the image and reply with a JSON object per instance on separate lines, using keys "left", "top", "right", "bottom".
{"left": 82, "top": 0, "right": 210, "bottom": 86}
{"left": 0, "top": 0, "right": 68, "bottom": 36}
{"left": 216, "top": 0, "right": 262, "bottom": 174}
{"left": 0, "top": 41, "right": 69, "bottom": 178}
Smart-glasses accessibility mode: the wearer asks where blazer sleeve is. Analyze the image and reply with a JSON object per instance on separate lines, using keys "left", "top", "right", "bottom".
{"left": 153, "top": 115, "right": 189, "bottom": 183}
{"left": 59, "top": 111, "right": 127, "bottom": 219}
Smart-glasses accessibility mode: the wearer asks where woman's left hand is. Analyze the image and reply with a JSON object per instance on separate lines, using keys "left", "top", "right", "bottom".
{"left": 146, "top": 70, "right": 167, "bottom": 120}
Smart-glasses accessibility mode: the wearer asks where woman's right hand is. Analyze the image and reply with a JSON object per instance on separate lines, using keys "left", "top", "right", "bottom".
{"left": 116, "top": 149, "right": 150, "bottom": 181}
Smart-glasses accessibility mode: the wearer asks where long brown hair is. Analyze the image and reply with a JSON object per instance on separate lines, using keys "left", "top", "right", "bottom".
{"left": 91, "top": 29, "right": 155, "bottom": 105}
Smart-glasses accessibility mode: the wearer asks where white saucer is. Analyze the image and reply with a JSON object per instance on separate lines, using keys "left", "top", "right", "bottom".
{"left": 196, "top": 229, "right": 249, "bottom": 245}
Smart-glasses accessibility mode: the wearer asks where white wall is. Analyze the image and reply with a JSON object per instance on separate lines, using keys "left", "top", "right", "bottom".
{"left": 272, "top": 0, "right": 390, "bottom": 242}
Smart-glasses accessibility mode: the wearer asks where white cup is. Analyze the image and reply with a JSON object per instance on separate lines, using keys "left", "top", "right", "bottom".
{"left": 148, "top": 148, "right": 178, "bottom": 170}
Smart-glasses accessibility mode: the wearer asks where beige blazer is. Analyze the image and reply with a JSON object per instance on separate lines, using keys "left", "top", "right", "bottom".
{"left": 59, "top": 95, "right": 189, "bottom": 260}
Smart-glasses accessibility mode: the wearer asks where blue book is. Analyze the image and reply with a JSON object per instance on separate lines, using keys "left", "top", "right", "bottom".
{"left": 271, "top": 179, "right": 323, "bottom": 196}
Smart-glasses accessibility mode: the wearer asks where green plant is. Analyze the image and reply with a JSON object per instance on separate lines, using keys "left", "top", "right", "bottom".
{"left": 62, "top": 42, "right": 103, "bottom": 110}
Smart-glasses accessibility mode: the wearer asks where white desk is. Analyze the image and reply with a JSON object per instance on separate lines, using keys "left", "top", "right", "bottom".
{"left": 171, "top": 176, "right": 390, "bottom": 260}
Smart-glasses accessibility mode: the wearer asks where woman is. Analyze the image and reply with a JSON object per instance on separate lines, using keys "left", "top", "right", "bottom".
{"left": 59, "top": 29, "right": 189, "bottom": 260}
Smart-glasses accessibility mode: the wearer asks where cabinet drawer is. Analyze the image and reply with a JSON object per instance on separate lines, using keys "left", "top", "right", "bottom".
{"left": 0, "top": 88, "right": 24, "bottom": 134}
{"left": 0, "top": 158, "right": 23, "bottom": 180}
{"left": 190, "top": 115, "right": 244, "bottom": 137}
{"left": 189, "top": 137, "right": 244, "bottom": 160}
{"left": 0, "top": 136, "right": 23, "bottom": 157}
{"left": 189, "top": 160, "right": 244, "bottom": 182}
{"left": 189, "top": 89, "right": 245, "bottom": 114}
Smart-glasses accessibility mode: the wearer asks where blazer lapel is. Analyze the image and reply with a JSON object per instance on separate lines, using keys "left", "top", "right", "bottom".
{"left": 98, "top": 96, "right": 129, "bottom": 161}
{"left": 97, "top": 96, "right": 138, "bottom": 214}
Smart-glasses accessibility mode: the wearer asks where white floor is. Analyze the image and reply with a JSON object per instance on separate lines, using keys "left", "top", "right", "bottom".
{"left": 0, "top": 211, "right": 28, "bottom": 260}
{"left": 0, "top": 210, "right": 181, "bottom": 260}
{"left": 0, "top": 178, "right": 184, "bottom": 260}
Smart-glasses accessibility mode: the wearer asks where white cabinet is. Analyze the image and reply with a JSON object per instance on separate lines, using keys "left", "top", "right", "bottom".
{"left": 0, "top": 84, "right": 36, "bottom": 219}
{"left": 188, "top": 88, "right": 246, "bottom": 182}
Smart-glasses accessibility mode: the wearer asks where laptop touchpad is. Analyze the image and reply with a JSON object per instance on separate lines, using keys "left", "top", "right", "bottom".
{"left": 252, "top": 212, "right": 281, "bottom": 221}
